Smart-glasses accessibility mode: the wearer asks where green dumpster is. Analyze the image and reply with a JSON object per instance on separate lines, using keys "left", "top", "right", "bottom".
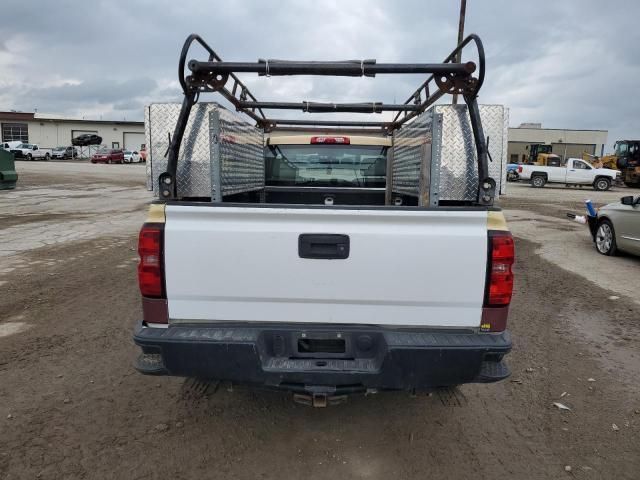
{"left": 0, "top": 149, "right": 18, "bottom": 190}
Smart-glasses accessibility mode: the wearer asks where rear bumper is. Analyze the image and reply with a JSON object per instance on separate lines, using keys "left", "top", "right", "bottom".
{"left": 133, "top": 322, "right": 512, "bottom": 392}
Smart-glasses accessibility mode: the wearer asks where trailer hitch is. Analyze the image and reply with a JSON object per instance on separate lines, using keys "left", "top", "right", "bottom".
{"left": 292, "top": 385, "right": 350, "bottom": 407}
{"left": 293, "top": 392, "right": 348, "bottom": 408}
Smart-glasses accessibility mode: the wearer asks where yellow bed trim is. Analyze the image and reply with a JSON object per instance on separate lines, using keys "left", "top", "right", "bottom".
{"left": 487, "top": 211, "right": 508, "bottom": 231}
{"left": 146, "top": 203, "right": 166, "bottom": 224}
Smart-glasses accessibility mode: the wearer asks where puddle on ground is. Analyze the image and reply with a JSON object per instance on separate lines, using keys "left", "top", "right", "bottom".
{"left": 563, "top": 299, "right": 640, "bottom": 395}
{"left": 0, "top": 322, "right": 31, "bottom": 338}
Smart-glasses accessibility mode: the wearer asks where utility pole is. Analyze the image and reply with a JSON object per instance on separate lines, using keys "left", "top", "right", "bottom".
{"left": 452, "top": 0, "right": 467, "bottom": 105}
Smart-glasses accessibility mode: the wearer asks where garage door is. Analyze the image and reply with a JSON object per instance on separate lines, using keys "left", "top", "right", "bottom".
{"left": 124, "top": 132, "right": 145, "bottom": 151}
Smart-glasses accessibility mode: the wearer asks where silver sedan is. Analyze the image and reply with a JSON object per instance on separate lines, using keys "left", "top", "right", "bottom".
{"left": 593, "top": 195, "right": 640, "bottom": 256}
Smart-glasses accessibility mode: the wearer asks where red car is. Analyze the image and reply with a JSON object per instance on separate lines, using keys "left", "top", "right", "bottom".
{"left": 91, "top": 148, "right": 125, "bottom": 164}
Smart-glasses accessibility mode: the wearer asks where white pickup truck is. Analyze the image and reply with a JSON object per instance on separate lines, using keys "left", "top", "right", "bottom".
{"left": 1, "top": 141, "right": 23, "bottom": 151}
{"left": 132, "top": 33, "right": 514, "bottom": 405}
{"left": 517, "top": 158, "right": 618, "bottom": 190}
{"left": 10, "top": 143, "right": 51, "bottom": 161}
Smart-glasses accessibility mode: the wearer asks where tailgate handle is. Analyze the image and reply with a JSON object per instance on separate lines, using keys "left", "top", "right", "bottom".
{"left": 298, "top": 234, "right": 350, "bottom": 259}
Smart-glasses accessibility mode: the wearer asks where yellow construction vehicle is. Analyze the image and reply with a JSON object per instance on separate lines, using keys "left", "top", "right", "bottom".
{"left": 582, "top": 141, "right": 640, "bottom": 186}
{"left": 614, "top": 140, "right": 640, "bottom": 187}
{"left": 582, "top": 152, "right": 618, "bottom": 170}
{"left": 525, "top": 143, "right": 562, "bottom": 166}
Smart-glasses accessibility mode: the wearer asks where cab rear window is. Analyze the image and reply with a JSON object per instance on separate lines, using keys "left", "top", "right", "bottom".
{"left": 265, "top": 145, "right": 387, "bottom": 188}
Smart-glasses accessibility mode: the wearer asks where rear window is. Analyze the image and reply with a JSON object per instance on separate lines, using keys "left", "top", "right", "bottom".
{"left": 265, "top": 144, "right": 387, "bottom": 188}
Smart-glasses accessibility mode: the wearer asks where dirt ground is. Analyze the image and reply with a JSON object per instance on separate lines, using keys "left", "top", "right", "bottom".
{"left": 1, "top": 162, "right": 639, "bottom": 479}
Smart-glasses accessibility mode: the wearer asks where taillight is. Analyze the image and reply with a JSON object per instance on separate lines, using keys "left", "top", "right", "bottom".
{"left": 485, "top": 232, "right": 514, "bottom": 307}
{"left": 138, "top": 223, "right": 164, "bottom": 298}
{"left": 310, "top": 136, "right": 350, "bottom": 144}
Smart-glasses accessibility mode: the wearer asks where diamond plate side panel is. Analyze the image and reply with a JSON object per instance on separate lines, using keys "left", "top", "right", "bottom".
{"left": 144, "top": 106, "right": 152, "bottom": 191}
{"left": 391, "top": 110, "right": 433, "bottom": 197}
{"left": 147, "top": 103, "right": 219, "bottom": 198}
{"left": 500, "top": 108, "right": 510, "bottom": 195}
{"left": 212, "top": 108, "right": 264, "bottom": 197}
{"left": 434, "top": 104, "right": 507, "bottom": 201}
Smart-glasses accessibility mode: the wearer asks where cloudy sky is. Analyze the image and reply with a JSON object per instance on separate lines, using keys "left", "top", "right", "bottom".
{"left": 1, "top": 0, "right": 638, "bottom": 151}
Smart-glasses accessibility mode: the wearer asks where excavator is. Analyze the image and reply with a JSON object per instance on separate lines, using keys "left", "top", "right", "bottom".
{"left": 525, "top": 143, "right": 562, "bottom": 166}
{"left": 581, "top": 140, "right": 639, "bottom": 187}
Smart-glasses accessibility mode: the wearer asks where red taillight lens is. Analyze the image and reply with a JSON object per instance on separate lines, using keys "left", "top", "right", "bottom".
{"left": 138, "top": 224, "right": 164, "bottom": 298}
{"left": 310, "top": 136, "right": 350, "bottom": 144}
{"left": 486, "top": 232, "right": 514, "bottom": 307}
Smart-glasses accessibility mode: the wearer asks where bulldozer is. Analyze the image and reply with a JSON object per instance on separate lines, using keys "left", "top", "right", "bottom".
{"left": 582, "top": 140, "right": 640, "bottom": 186}
{"left": 581, "top": 152, "right": 619, "bottom": 170}
{"left": 525, "top": 143, "right": 562, "bottom": 166}
{"left": 582, "top": 140, "right": 640, "bottom": 187}
{"left": 613, "top": 140, "right": 640, "bottom": 187}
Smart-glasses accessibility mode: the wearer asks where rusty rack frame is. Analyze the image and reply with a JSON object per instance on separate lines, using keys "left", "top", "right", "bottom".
{"left": 160, "top": 33, "right": 496, "bottom": 206}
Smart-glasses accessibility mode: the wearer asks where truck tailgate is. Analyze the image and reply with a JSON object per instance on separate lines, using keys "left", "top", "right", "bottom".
{"left": 164, "top": 205, "right": 488, "bottom": 327}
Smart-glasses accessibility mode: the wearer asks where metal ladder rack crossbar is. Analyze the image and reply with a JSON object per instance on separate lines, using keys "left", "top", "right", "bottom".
{"left": 188, "top": 59, "right": 477, "bottom": 76}
{"left": 160, "top": 33, "right": 495, "bottom": 206}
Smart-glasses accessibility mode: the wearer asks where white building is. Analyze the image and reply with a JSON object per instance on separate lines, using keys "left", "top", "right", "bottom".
{"left": 0, "top": 110, "right": 145, "bottom": 151}
{"left": 508, "top": 123, "right": 609, "bottom": 163}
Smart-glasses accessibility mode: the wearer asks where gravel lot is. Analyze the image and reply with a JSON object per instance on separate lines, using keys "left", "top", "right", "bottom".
{"left": 1, "top": 162, "right": 639, "bottom": 479}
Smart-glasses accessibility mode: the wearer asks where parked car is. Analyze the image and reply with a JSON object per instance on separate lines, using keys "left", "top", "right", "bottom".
{"left": 1, "top": 141, "right": 24, "bottom": 151}
{"left": 51, "top": 146, "right": 78, "bottom": 159}
{"left": 517, "top": 158, "right": 619, "bottom": 191}
{"left": 588, "top": 195, "right": 640, "bottom": 256}
{"left": 91, "top": 148, "right": 124, "bottom": 164}
{"left": 123, "top": 150, "right": 141, "bottom": 163}
{"left": 10, "top": 143, "right": 51, "bottom": 161}
{"left": 72, "top": 134, "right": 102, "bottom": 146}
{"left": 506, "top": 163, "right": 520, "bottom": 182}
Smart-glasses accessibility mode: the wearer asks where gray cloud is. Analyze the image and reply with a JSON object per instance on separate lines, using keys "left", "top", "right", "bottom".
{"left": 0, "top": 0, "right": 638, "bottom": 149}
{"left": 23, "top": 78, "right": 157, "bottom": 104}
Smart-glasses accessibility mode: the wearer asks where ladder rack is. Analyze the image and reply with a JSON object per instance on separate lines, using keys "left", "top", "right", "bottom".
{"left": 160, "top": 33, "right": 496, "bottom": 206}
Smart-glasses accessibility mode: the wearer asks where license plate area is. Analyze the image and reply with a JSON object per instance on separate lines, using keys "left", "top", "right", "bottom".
{"left": 259, "top": 328, "right": 384, "bottom": 361}
{"left": 298, "top": 337, "right": 346, "bottom": 354}
{"left": 294, "top": 332, "right": 350, "bottom": 359}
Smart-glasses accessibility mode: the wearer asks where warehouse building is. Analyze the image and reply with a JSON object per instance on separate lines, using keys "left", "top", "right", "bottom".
{"left": 508, "top": 123, "right": 608, "bottom": 163}
{"left": 0, "top": 111, "right": 145, "bottom": 151}
{"left": 2, "top": 110, "right": 610, "bottom": 165}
